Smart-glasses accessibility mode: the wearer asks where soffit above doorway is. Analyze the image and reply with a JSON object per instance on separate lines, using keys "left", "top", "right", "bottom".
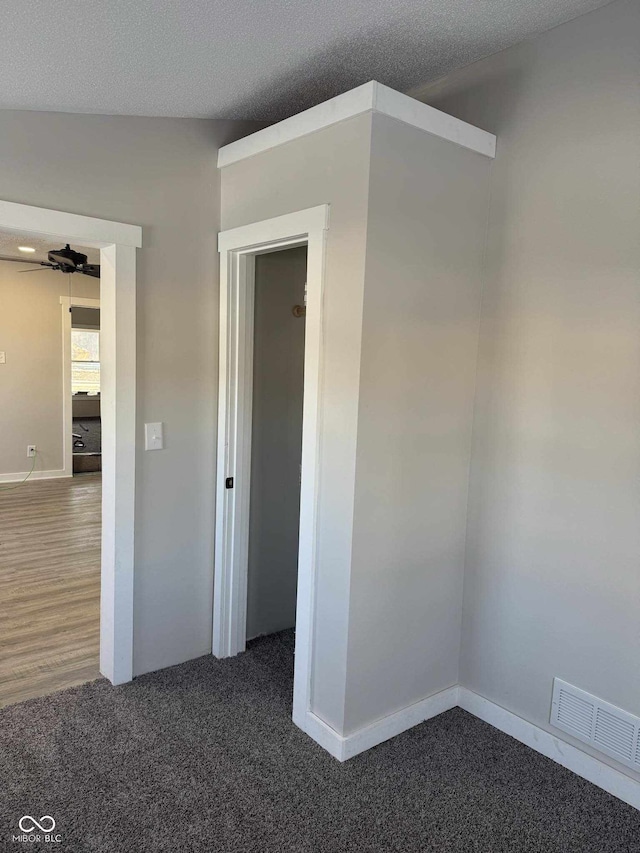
{"left": 217, "top": 81, "right": 496, "bottom": 168}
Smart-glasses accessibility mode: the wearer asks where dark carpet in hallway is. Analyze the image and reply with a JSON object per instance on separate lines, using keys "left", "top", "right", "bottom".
{"left": 1, "top": 630, "right": 639, "bottom": 853}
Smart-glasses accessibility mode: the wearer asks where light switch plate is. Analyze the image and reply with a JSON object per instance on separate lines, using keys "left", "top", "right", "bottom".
{"left": 0, "top": 352, "right": 5, "bottom": 364}
{"left": 144, "top": 422, "right": 164, "bottom": 451}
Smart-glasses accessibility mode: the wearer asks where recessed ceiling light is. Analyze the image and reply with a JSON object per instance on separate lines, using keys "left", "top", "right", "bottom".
{"left": 18, "top": 246, "right": 36, "bottom": 253}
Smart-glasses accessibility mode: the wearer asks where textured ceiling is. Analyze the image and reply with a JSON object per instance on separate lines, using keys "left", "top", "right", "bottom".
{"left": 0, "top": 231, "right": 99, "bottom": 264}
{"left": 1, "top": 0, "right": 611, "bottom": 121}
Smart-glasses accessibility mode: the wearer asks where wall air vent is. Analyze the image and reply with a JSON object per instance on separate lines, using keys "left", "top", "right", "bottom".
{"left": 551, "top": 678, "right": 640, "bottom": 773}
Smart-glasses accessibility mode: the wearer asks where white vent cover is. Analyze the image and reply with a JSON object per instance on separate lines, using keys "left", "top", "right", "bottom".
{"left": 551, "top": 678, "right": 640, "bottom": 772}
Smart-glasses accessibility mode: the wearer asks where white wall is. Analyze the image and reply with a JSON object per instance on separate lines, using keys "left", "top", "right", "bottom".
{"left": 344, "top": 114, "right": 492, "bottom": 734}
{"left": 0, "top": 110, "right": 258, "bottom": 675}
{"left": 247, "top": 246, "right": 307, "bottom": 640}
{"left": 221, "top": 113, "right": 374, "bottom": 730}
{"left": 417, "top": 0, "right": 640, "bottom": 776}
{"left": 0, "top": 260, "right": 99, "bottom": 475}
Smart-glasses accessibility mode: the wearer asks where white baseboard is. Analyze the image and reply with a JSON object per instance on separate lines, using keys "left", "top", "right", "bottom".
{"left": 458, "top": 687, "right": 640, "bottom": 811}
{"left": 297, "top": 683, "right": 640, "bottom": 811}
{"left": 295, "top": 709, "right": 345, "bottom": 761}
{"left": 298, "top": 685, "right": 460, "bottom": 762}
{"left": 342, "top": 685, "right": 460, "bottom": 760}
{"left": 0, "top": 469, "right": 70, "bottom": 484}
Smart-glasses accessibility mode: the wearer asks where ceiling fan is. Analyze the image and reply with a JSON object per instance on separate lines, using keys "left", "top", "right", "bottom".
{"left": 0, "top": 244, "right": 100, "bottom": 278}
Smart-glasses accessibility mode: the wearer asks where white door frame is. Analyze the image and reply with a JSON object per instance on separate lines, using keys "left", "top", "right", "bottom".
{"left": 0, "top": 199, "right": 141, "bottom": 686}
{"left": 214, "top": 204, "right": 329, "bottom": 727}
{"left": 61, "top": 296, "right": 101, "bottom": 478}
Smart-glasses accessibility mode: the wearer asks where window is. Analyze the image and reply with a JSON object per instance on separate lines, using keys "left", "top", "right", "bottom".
{"left": 72, "top": 328, "right": 100, "bottom": 395}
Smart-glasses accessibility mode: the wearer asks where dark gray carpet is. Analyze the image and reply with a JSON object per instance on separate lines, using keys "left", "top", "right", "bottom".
{"left": 1, "top": 631, "right": 639, "bottom": 853}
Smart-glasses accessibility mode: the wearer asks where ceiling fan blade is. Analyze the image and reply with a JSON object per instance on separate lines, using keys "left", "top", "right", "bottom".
{"left": 0, "top": 255, "right": 44, "bottom": 264}
{"left": 17, "top": 267, "right": 54, "bottom": 273}
{"left": 80, "top": 264, "right": 100, "bottom": 278}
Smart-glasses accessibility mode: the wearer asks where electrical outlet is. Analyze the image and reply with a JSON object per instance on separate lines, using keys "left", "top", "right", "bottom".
{"left": 27, "top": 445, "right": 37, "bottom": 458}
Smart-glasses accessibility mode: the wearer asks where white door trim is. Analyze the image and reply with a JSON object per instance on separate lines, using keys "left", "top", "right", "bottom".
{"left": 214, "top": 204, "right": 329, "bottom": 730}
{"left": 61, "top": 296, "right": 101, "bottom": 479}
{"left": 0, "top": 199, "right": 141, "bottom": 686}
{"left": 0, "top": 200, "right": 141, "bottom": 247}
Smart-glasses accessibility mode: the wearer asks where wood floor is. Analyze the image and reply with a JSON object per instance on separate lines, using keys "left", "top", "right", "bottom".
{"left": 0, "top": 473, "right": 101, "bottom": 708}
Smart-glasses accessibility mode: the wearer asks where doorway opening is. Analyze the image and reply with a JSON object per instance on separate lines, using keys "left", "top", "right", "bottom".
{"left": 0, "top": 236, "right": 103, "bottom": 705}
{"left": 246, "top": 246, "right": 307, "bottom": 644}
{"left": 0, "top": 199, "right": 140, "bottom": 696}
{"left": 213, "top": 205, "right": 328, "bottom": 739}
